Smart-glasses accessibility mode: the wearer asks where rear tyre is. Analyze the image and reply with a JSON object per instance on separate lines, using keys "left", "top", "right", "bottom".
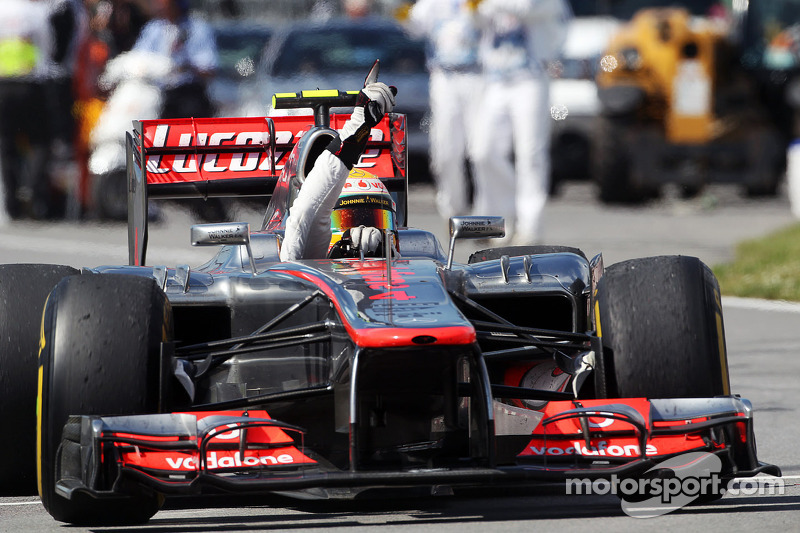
{"left": 0, "top": 264, "right": 78, "bottom": 496}
{"left": 38, "top": 274, "right": 171, "bottom": 525}
{"left": 468, "top": 245, "right": 587, "bottom": 263}
{"left": 594, "top": 255, "right": 729, "bottom": 398}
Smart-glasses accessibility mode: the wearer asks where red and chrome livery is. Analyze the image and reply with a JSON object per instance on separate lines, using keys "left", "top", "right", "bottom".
{"left": 21, "top": 82, "right": 777, "bottom": 526}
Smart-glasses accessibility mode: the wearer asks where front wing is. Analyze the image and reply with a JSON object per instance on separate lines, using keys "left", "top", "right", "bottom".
{"left": 53, "top": 397, "right": 779, "bottom": 501}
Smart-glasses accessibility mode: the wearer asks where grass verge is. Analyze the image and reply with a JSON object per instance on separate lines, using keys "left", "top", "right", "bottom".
{"left": 713, "top": 223, "right": 800, "bottom": 301}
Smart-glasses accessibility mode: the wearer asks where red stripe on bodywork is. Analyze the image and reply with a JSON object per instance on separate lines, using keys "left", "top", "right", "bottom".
{"left": 519, "top": 399, "right": 725, "bottom": 460}
{"left": 114, "top": 410, "right": 316, "bottom": 472}
{"left": 354, "top": 326, "right": 476, "bottom": 347}
{"left": 283, "top": 268, "right": 476, "bottom": 348}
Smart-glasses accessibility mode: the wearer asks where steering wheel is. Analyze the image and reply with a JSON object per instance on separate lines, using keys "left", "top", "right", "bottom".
{"left": 328, "top": 228, "right": 387, "bottom": 259}
{"left": 328, "top": 230, "right": 358, "bottom": 259}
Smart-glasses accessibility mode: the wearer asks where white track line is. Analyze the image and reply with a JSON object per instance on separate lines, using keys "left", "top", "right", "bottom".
{"left": 723, "top": 296, "right": 800, "bottom": 314}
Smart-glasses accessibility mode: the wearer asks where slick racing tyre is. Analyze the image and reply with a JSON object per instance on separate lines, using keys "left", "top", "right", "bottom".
{"left": 38, "top": 274, "right": 172, "bottom": 525}
{"left": 0, "top": 264, "right": 78, "bottom": 496}
{"left": 468, "top": 245, "right": 587, "bottom": 263}
{"left": 594, "top": 255, "right": 730, "bottom": 398}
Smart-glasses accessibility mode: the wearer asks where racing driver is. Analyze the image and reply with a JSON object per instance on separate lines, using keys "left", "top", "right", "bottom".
{"left": 279, "top": 81, "right": 396, "bottom": 261}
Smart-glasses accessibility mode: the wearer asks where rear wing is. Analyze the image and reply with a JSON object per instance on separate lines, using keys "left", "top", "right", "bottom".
{"left": 126, "top": 112, "right": 408, "bottom": 266}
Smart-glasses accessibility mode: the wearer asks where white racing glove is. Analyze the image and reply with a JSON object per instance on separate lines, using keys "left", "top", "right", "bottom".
{"left": 363, "top": 81, "right": 397, "bottom": 112}
{"left": 328, "top": 82, "right": 396, "bottom": 168}
{"left": 350, "top": 225, "right": 383, "bottom": 254}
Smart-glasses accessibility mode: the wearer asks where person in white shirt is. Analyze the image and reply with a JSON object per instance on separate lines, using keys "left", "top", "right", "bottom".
{"left": 407, "top": 0, "right": 482, "bottom": 220}
{"left": 471, "top": 0, "right": 571, "bottom": 245}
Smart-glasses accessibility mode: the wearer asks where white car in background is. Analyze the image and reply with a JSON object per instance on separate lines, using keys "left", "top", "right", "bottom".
{"left": 549, "top": 16, "right": 620, "bottom": 191}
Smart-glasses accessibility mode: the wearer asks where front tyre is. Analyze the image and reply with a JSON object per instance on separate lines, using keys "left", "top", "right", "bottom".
{"left": 594, "top": 255, "right": 730, "bottom": 398}
{"left": 0, "top": 264, "right": 78, "bottom": 495}
{"left": 38, "top": 274, "right": 172, "bottom": 525}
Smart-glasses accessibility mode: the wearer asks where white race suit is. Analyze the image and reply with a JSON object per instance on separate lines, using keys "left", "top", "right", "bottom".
{"left": 408, "top": 0, "right": 482, "bottom": 219}
{"left": 471, "top": 0, "right": 571, "bottom": 244}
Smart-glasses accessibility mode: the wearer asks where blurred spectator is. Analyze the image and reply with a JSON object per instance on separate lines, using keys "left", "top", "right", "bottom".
{"left": 132, "top": 0, "right": 218, "bottom": 119}
{"left": 89, "top": 0, "right": 149, "bottom": 56}
{"left": 406, "top": 0, "right": 481, "bottom": 220}
{"left": 471, "top": 0, "right": 571, "bottom": 245}
{"left": 73, "top": 0, "right": 115, "bottom": 214}
{"left": 108, "top": 0, "right": 149, "bottom": 54}
{"left": 0, "top": 0, "right": 53, "bottom": 220}
{"left": 46, "top": 0, "right": 88, "bottom": 217}
{"left": 71, "top": 0, "right": 150, "bottom": 216}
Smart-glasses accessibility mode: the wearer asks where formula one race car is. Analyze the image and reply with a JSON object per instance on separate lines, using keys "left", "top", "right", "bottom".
{"left": 0, "top": 67, "right": 779, "bottom": 525}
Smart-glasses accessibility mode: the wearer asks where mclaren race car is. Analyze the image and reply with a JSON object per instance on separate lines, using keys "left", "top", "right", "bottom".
{"left": 0, "top": 69, "right": 779, "bottom": 525}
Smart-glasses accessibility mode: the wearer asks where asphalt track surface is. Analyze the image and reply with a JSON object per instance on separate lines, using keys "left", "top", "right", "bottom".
{"left": 1, "top": 182, "right": 799, "bottom": 531}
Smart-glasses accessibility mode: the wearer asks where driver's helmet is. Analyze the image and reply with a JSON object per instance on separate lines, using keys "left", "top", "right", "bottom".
{"left": 328, "top": 169, "right": 397, "bottom": 257}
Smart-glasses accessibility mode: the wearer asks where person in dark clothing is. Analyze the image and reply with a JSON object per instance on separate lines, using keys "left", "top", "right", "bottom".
{"left": 0, "top": 0, "right": 54, "bottom": 219}
{"left": 47, "top": 0, "right": 86, "bottom": 154}
{"left": 108, "top": 0, "right": 149, "bottom": 54}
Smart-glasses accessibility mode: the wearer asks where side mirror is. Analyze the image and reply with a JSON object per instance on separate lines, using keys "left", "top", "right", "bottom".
{"left": 446, "top": 216, "right": 505, "bottom": 269}
{"left": 191, "top": 222, "right": 257, "bottom": 274}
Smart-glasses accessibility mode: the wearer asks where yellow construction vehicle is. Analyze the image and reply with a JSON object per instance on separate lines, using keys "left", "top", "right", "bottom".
{"left": 594, "top": 6, "right": 783, "bottom": 202}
